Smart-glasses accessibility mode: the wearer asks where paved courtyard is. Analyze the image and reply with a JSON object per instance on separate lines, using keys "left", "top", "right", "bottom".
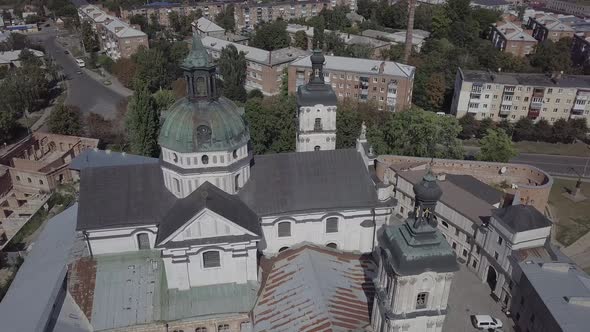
{"left": 444, "top": 264, "right": 515, "bottom": 332}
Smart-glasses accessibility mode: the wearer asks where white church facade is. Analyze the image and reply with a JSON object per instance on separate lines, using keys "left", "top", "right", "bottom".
{"left": 75, "top": 36, "right": 457, "bottom": 332}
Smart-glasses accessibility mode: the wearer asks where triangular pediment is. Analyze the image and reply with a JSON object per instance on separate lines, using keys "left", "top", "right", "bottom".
{"left": 161, "top": 208, "right": 258, "bottom": 244}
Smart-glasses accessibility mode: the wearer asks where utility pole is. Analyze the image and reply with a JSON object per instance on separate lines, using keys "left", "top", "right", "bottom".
{"left": 403, "top": 0, "right": 416, "bottom": 64}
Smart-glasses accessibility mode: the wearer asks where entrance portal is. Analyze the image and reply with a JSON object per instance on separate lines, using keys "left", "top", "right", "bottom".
{"left": 486, "top": 265, "right": 497, "bottom": 292}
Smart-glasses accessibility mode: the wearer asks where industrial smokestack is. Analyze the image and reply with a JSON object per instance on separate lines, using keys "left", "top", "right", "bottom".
{"left": 403, "top": 0, "right": 416, "bottom": 64}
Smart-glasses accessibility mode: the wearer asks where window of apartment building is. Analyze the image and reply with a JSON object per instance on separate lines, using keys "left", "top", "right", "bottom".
{"left": 346, "top": 84, "right": 351, "bottom": 89}
{"left": 515, "top": 96, "right": 520, "bottom": 101}
{"left": 416, "top": 292, "right": 428, "bottom": 309}
{"left": 482, "top": 104, "right": 487, "bottom": 108}
{"left": 452, "top": 242, "right": 457, "bottom": 249}
{"left": 373, "top": 87, "right": 377, "bottom": 91}
{"left": 567, "top": 99, "right": 572, "bottom": 103}
{"left": 372, "top": 96, "right": 376, "bottom": 100}
{"left": 340, "top": 74, "right": 344, "bottom": 79}
{"left": 485, "top": 94, "right": 489, "bottom": 99}
{"left": 203, "top": 251, "right": 221, "bottom": 268}
{"left": 382, "top": 78, "right": 386, "bottom": 83}
{"left": 493, "top": 95, "right": 498, "bottom": 99}
{"left": 455, "top": 227, "right": 460, "bottom": 236}
{"left": 339, "top": 83, "right": 344, "bottom": 88}
{"left": 472, "top": 260, "right": 478, "bottom": 269}
{"left": 441, "top": 221, "right": 449, "bottom": 228}
{"left": 476, "top": 246, "right": 480, "bottom": 255}
{"left": 547, "top": 88, "right": 553, "bottom": 94}
{"left": 494, "top": 251, "right": 499, "bottom": 260}
{"left": 380, "top": 97, "right": 384, "bottom": 101}
{"left": 347, "top": 74, "right": 352, "bottom": 80}
{"left": 468, "top": 102, "right": 479, "bottom": 108}
{"left": 553, "top": 108, "right": 558, "bottom": 112}
{"left": 497, "top": 236, "right": 503, "bottom": 245}
{"left": 487, "top": 84, "right": 492, "bottom": 89}
{"left": 551, "top": 117, "right": 555, "bottom": 121}
{"left": 558, "top": 88, "right": 563, "bottom": 93}
{"left": 543, "top": 108, "right": 547, "bottom": 112}
{"left": 462, "top": 249, "right": 468, "bottom": 257}
{"left": 524, "top": 96, "right": 529, "bottom": 102}
{"left": 346, "top": 92, "right": 351, "bottom": 97}
{"left": 546, "top": 98, "right": 551, "bottom": 102}
{"left": 512, "top": 115, "right": 516, "bottom": 119}
{"left": 556, "top": 98, "right": 560, "bottom": 103}
{"left": 564, "top": 109, "right": 569, "bottom": 113}
{"left": 380, "top": 87, "right": 385, "bottom": 92}
{"left": 373, "top": 77, "right": 378, "bottom": 83}
{"left": 526, "top": 87, "right": 531, "bottom": 92}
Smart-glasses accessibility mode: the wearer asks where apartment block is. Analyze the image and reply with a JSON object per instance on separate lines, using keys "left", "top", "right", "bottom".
{"left": 489, "top": 21, "right": 537, "bottom": 57}
{"left": 78, "top": 5, "right": 148, "bottom": 59}
{"left": 572, "top": 33, "right": 590, "bottom": 67}
{"left": 234, "top": 0, "right": 332, "bottom": 31}
{"left": 201, "top": 36, "right": 310, "bottom": 95}
{"left": 120, "top": 1, "right": 230, "bottom": 27}
{"left": 288, "top": 55, "right": 415, "bottom": 111}
{"left": 545, "top": 0, "right": 590, "bottom": 17}
{"left": 527, "top": 14, "right": 575, "bottom": 42}
{"left": 451, "top": 68, "right": 590, "bottom": 124}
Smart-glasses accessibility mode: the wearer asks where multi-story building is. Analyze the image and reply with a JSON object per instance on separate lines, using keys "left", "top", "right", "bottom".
{"left": 511, "top": 259, "right": 590, "bottom": 332}
{"left": 78, "top": 4, "right": 148, "bottom": 59}
{"left": 451, "top": 68, "right": 590, "bottom": 123}
{"left": 370, "top": 153, "right": 554, "bottom": 312}
{"left": 528, "top": 14, "right": 575, "bottom": 42}
{"left": 489, "top": 21, "right": 538, "bottom": 57}
{"left": 572, "top": 33, "right": 590, "bottom": 67}
{"left": 288, "top": 55, "right": 415, "bottom": 112}
{"left": 201, "top": 36, "right": 310, "bottom": 95}
{"left": 545, "top": 0, "right": 590, "bottom": 17}
{"left": 234, "top": 0, "right": 332, "bottom": 31}
{"left": 120, "top": 1, "right": 229, "bottom": 27}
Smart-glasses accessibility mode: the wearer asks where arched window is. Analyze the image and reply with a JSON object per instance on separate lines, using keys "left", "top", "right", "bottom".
{"left": 233, "top": 149, "right": 238, "bottom": 159}
{"left": 325, "top": 217, "right": 338, "bottom": 233}
{"left": 416, "top": 292, "right": 428, "bottom": 309}
{"left": 195, "top": 76, "right": 207, "bottom": 97}
{"left": 195, "top": 328, "right": 207, "bottom": 332}
{"left": 27, "top": 177, "right": 32, "bottom": 183}
{"left": 326, "top": 243, "right": 337, "bottom": 249}
{"left": 314, "top": 118, "right": 322, "bottom": 131}
{"left": 137, "top": 233, "right": 150, "bottom": 250}
{"left": 202, "top": 155, "right": 209, "bottom": 164}
{"left": 314, "top": 145, "right": 320, "bottom": 151}
{"left": 277, "top": 221, "right": 291, "bottom": 237}
{"left": 15, "top": 176, "right": 20, "bottom": 181}
{"left": 174, "top": 178, "right": 181, "bottom": 193}
{"left": 172, "top": 153, "right": 178, "bottom": 163}
{"left": 203, "top": 251, "right": 221, "bottom": 268}
{"left": 217, "top": 324, "right": 229, "bottom": 332}
{"left": 279, "top": 246, "right": 289, "bottom": 252}
{"left": 39, "top": 180, "right": 44, "bottom": 185}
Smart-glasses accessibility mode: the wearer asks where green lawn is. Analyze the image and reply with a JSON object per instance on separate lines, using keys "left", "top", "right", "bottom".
{"left": 550, "top": 178, "right": 590, "bottom": 246}
{"left": 463, "top": 139, "right": 590, "bottom": 157}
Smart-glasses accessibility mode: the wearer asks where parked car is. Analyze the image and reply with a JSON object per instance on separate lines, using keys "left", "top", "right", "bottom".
{"left": 471, "top": 315, "right": 503, "bottom": 330}
{"left": 75, "top": 58, "right": 85, "bottom": 68}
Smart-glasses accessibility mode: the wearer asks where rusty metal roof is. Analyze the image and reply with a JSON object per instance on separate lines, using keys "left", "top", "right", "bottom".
{"left": 252, "top": 244, "right": 376, "bottom": 332}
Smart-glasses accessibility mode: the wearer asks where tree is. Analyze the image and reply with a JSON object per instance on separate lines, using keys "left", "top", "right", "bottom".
{"left": 126, "top": 83, "right": 160, "bottom": 157}
{"left": 311, "top": 16, "right": 326, "bottom": 49}
{"left": 48, "top": 104, "right": 82, "bottom": 135}
{"left": 423, "top": 73, "right": 446, "bottom": 111}
{"left": 497, "top": 119, "right": 514, "bottom": 137}
{"left": 218, "top": 44, "right": 247, "bottom": 102}
{"left": 215, "top": 4, "right": 235, "bottom": 32}
{"left": 477, "top": 129, "right": 517, "bottom": 162}
{"left": 477, "top": 117, "right": 495, "bottom": 139}
{"left": 530, "top": 38, "right": 574, "bottom": 73}
{"left": 513, "top": 117, "right": 535, "bottom": 141}
{"left": 0, "top": 110, "right": 20, "bottom": 144}
{"left": 112, "top": 58, "right": 137, "bottom": 88}
{"left": 367, "top": 108, "right": 464, "bottom": 159}
{"left": 552, "top": 118, "right": 575, "bottom": 143}
{"left": 153, "top": 89, "right": 177, "bottom": 113}
{"left": 247, "top": 89, "right": 264, "bottom": 100}
{"left": 85, "top": 112, "right": 115, "bottom": 146}
{"left": 534, "top": 119, "right": 552, "bottom": 141}
{"left": 244, "top": 95, "right": 296, "bottom": 154}
{"left": 81, "top": 20, "right": 99, "bottom": 52}
{"left": 132, "top": 46, "right": 168, "bottom": 92}
{"left": 293, "top": 30, "right": 308, "bottom": 50}
{"left": 250, "top": 20, "right": 290, "bottom": 51}
{"left": 336, "top": 100, "right": 362, "bottom": 149}
{"left": 458, "top": 114, "right": 479, "bottom": 139}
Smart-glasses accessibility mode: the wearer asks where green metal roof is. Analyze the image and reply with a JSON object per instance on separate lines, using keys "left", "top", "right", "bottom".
{"left": 181, "top": 34, "right": 211, "bottom": 70}
{"left": 158, "top": 97, "right": 249, "bottom": 153}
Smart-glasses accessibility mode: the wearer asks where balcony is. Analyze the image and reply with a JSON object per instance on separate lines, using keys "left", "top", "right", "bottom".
{"left": 527, "top": 109, "right": 540, "bottom": 119}
{"left": 572, "top": 101, "right": 587, "bottom": 111}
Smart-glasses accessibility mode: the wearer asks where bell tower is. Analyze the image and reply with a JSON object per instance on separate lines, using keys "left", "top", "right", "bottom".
{"left": 295, "top": 50, "right": 337, "bottom": 152}
{"left": 181, "top": 34, "right": 218, "bottom": 101}
{"left": 372, "top": 169, "right": 459, "bottom": 332}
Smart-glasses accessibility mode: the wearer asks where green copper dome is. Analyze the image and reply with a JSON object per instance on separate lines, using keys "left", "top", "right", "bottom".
{"left": 181, "top": 34, "right": 210, "bottom": 70}
{"left": 159, "top": 97, "right": 249, "bottom": 153}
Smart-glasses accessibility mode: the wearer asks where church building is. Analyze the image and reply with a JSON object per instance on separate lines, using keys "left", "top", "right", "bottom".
{"left": 73, "top": 35, "right": 456, "bottom": 331}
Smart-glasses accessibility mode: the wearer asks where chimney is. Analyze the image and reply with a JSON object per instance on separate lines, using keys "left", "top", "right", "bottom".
{"left": 379, "top": 61, "right": 385, "bottom": 74}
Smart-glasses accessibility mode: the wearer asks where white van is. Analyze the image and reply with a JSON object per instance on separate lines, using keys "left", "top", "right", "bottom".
{"left": 75, "top": 58, "right": 85, "bottom": 68}
{"left": 471, "top": 315, "right": 503, "bottom": 330}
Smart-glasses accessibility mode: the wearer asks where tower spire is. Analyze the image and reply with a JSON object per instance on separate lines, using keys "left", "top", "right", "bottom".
{"left": 181, "top": 33, "right": 217, "bottom": 101}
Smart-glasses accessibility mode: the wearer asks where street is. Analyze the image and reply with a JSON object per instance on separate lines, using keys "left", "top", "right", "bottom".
{"left": 511, "top": 153, "right": 590, "bottom": 178}
{"left": 29, "top": 28, "right": 126, "bottom": 119}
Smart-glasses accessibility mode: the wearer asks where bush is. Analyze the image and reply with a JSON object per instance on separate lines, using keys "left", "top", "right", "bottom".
{"left": 247, "top": 89, "right": 264, "bottom": 100}
{"left": 97, "top": 54, "right": 114, "bottom": 72}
